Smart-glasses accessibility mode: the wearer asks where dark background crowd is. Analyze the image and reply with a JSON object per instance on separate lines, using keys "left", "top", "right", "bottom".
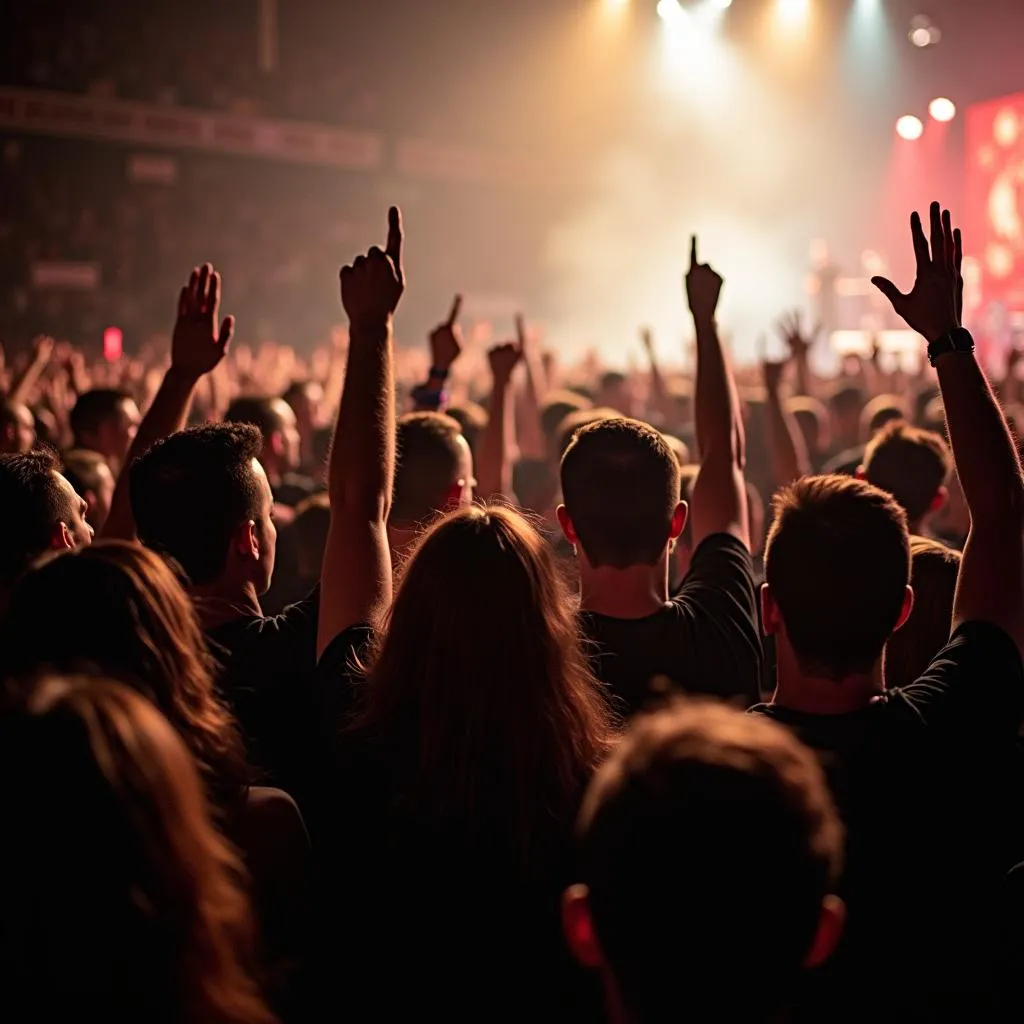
{"left": 4, "top": 3, "right": 1024, "bottom": 1024}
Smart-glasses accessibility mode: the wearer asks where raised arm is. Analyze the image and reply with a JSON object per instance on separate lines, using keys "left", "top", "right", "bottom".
{"left": 412, "top": 295, "right": 462, "bottom": 412}
{"left": 318, "top": 207, "right": 403, "bottom": 659}
{"left": 8, "top": 335, "right": 54, "bottom": 407}
{"left": 686, "top": 236, "right": 749, "bottom": 549}
{"left": 475, "top": 340, "right": 522, "bottom": 501}
{"left": 873, "top": 203, "right": 1024, "bottom": 652}
{"left": 641, "top": 327, "right": 677, "bottom": 430}
{"left": 762, "top": 350, "right": 810, "bottom": 489}
{"left": 101, "top": 264, "right": 233, "bottom": 540}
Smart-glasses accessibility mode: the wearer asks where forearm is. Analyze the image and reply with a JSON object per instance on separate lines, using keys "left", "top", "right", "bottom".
{"left": 648, "top": 354, "right": 675, "bottom": 428}
{"left": 766, "top": 389, "right": 809, "bottom": 486}
{"left": 329, "top": 320, "right": 394, "bottom": 522}
{"left": 694, "top": 316, "right": 744, "bottom": 468}
{"left": 476, "top": 375, "right": 513, "bottom": 500}
{"left": 9, "top": 356, "right": 48, "bottom": 406}
{"left": 516, "top": 346, "right": 546, "bottom": 459}
{"left": 793, "top": 353, "right": 814, "bottom": 398}
{"left": 100, "top": 367, "right": 197, "bottom": 540}
{"left": 937, "top": 348, "right": 1024, "bottom": 523}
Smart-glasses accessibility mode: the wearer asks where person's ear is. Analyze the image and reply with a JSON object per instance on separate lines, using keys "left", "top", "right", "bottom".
{"left": 669, "top": 500, "right": 688, "bottom": 542}
{"left": 854, "top": 465, "right": 866, "bottom": 480}
{"left": 893, "top": 585, "right": 915, "bottom": 633}
{"left": 445, "top": 481, "right": 463, "bottom": 510}
{"left": 562, "top": 884, "right": 603, "bottom": 969}
{"left": 50, "top": 521, "right": 74, "bottom": 552}
{"left": 928, "top": 485, "right": 948, "bottom": 514}
{"left": 269, "top": 430, "right": 285, "bottom": 458}
{"left": 234, "top": 519, "right": 260, "bottom": 561}
{"left": 761, "top": 582, "right": 782, "bottom": 637}
{"left": 556, "top": 504, "right": 579, "bottom": 547}
{"left": 805, "top": 894, "right": 846, "bottom": 969}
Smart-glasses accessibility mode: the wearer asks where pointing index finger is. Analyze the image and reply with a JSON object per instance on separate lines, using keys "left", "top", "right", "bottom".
{"left": 690, "top": 235, "right": 699, "bottom": 269}
{"left": 515, "top": 313, "right": 526, "bottom": 348}
{"left": 446, "top": 294, "right": 463, "bottom": 328}
{"left": 386, "top": 206, "right": 403, "bottom": 267}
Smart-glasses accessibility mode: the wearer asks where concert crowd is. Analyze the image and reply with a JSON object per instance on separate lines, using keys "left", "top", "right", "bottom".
{"left": 3, "top": 188, "right": 1024, "bottom": 1024}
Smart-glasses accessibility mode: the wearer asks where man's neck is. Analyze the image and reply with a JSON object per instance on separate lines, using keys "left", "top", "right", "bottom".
{"left": 771, "top": 644, "right": 884, "bottom": 715}
{"left": 579, "top": 561, "right": 669, "bottom": 620}
{"left": 190, "top": 580, "right": 263, "bottom": 630}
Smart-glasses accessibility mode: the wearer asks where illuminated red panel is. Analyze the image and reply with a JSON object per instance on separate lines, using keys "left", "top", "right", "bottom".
{"left": 965, "top": 92, "right": 1024, "bottom": 314}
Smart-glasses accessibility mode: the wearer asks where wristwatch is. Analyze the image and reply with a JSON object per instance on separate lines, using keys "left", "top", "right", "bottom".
{"left": 927, "top": 327, "right": 974, "bottom": 367}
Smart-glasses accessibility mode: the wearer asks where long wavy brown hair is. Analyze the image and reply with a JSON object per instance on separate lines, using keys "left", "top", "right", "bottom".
{"left": 0, "top": 540, "right": 249, "bottom": 806}
{"left": 0, "top": 675, "right": 275, "bottom": 1024}
{"left": 353, "top": 504, "right": 615, "bottom": 868}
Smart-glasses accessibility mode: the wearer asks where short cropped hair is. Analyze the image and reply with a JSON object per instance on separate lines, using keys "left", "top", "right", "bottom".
{"left": 765, "top": 475, "right": 910, "bottom": 680}
{"left": 860, "top": 394, "right": 907, "bottom": 441}
{"left": 829, "top": 385, "right": 864, "bottom": 420}
{"left": 578, "top": 700, "right": 843, "bottom": 1023}
{"left": 129, "top": 423, "right": 263, "bottom": 585}
{"left": 863, "top": 421, "right": 951, "bottom": 524}
{"left": 0, "top": 449, "right": 74, "bottom": 586}
{"left": 70, "top": 389, "right": 130, "bottom": 444}
{"left": 391, "top": 412, "right": 464, "bottom": 527}
{"left": 885, "top": 538, "right": 960, "bottom": 691}
{"left": 561, "top": 418, "right": 680, "bottom": 569}
{"left": 446, "top": 403, "right": 488, "bottom": 456}
{"left": 62, "top": 450, "right": 109, "bottom": 498}
{"left": 540, "top": 391, "right": 592, "bottom": 450}
{"left": 557, "top": 407, "right": 619, "bottom": 461}
{"left": 225, "top": 396, "right": 288, "bottom": 442}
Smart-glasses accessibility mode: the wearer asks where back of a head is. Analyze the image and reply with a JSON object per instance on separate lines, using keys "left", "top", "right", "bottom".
{"left": 391, "top": 412, "right": 464, "bottom": 527}
{"left": 446, "top": 403, "right": 488, "bottom": 456}
{"left": 70, "top": 388, "right": 129, "bottom": 445}
{"left": 765, "top": 475, "right": 910, "bottom": 680}
{"left": 577, "top": 701, "right": 843, "bottom": 1023}
{"left": 0, "top": 675, "right": 271, "bottom": 1024}
{"left": 541, "top": 390, "right": 593, "bottom": 454}
{"left": 130, "top": 423, "right": 263, "bottom": 585}
{"left": 225, "top": 395, "right": 284, "bottom": 443}
{"left": 885, "top": 538, "right": 961, "bottom": 691}
{"left": 860, "top": 394, "right": 908, "bottom": 441}
{"left": 0, "top": 540, "right": 247, "bottom": 802}
{"left": 561, "top": 417, "right": 680, "bottom": 569}
{"left": 291, "top": 492, "right": 331, "bottom": 577}
{"left": 787, "top": 395, "right": 830, "bottom": 455}
{"left": 0, "top": 449, "right": 73, "bottom": 590}
{"left": 863, "top": 421, "right": 951, "bottom": 525}
{"left": 360, "top": 505, "right": 611, "bottom": 860}
{"left": 62, "top": 449, "right": 110, "bottom": 498}
{"left": 556, "top": 407, "right": 619, "bottom": 462}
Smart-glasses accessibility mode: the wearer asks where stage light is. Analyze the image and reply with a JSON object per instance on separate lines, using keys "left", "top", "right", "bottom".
{"left": 777, "top": 0, "right": 811, "bottom": 22}
{"left": 710, "top": 0, "right": 733, "bottom": 9}
{"left": 929, "top": 97, "right": 956, "bottom": 123}
{"left": 909, "top": 14, "right": 941, "bottom": 48}
{"left": 656, "top": 0, "right": 686, "bottom": 24}
{"left": 603, "top": 0, "right": 630, "bottom": 8}
{"left": 896, "top": 115, "right": 924, "bottom": 141}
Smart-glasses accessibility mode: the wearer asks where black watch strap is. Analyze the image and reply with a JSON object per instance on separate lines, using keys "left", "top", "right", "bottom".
{"left": 927, "top": 327, "right": 974, "bottom": 367}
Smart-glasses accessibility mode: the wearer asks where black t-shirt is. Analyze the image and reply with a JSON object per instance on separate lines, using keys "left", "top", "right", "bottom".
{"left": 309, "top": 626, "right": 602, "bottom": 1022}
{"left": 206, "top": 588, "right": 320, "bottom": 807}
{"left": 580, "top": 533, "right": 763, "bottom": 717}
{"left": 752, "top": 621, "right": 1024, "bottom": 1021}
{"left": 272, "top": 472, "right": 319, "bottom": 508}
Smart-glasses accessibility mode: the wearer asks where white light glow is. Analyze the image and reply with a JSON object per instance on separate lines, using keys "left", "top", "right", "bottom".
{"left": 656, "top": 0, "right": 686, "bottom": 24}
{"left": 710, "top": 0, "right": 734, "bottom": 9}
{"left": 603, "top": 0, "right": 630, "bottom": 8}
{"left": 778, "top": 0, "right": 811, "bottom": 24}
{"left": 929, "top": 97, "right": 956, "bottom": 123}
{"left": 896, "top": 115, "right": 924, "bottom": 141}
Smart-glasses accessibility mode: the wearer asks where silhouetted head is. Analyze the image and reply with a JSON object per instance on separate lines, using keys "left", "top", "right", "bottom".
{"left": 564, "top": 700, "right": 844, "bottom": 1024}
{"left": 0, "top": 540, "right": 249, "bottom": 805}
{"left": 0, "top": 448, "right": 93, "bottom": 599}
{"left": 0, "top": 397, "right": 35, "bottom": 453}
{"left": 226, "top": 395, "right": 301, "bottom": 478}
{"left": 130, "top": 423, "right": 276, "bottom": 595}
{"left": 390, "top": 412, "right": 473, "bottom": 530}
{"left": 62, "top": 448, "right": 116, "bottom": 532}
{"left": 70, "top": 389, "right": 140, "bottom": 467}
{"left": 559, "top": 417, "right": 685, "bottom": 571}
{"left": 0, "top": 675, "right": 272, "bottom": 1024}
{"left": 763, "top": 475, "right": 912, "bottom": 681}
{"left": 356, "top": 504, "right": 613, "bottom": 865}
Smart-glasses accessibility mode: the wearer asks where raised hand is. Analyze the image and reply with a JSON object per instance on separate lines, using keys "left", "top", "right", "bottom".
{"left": 685, "top": 236, "right": 723, "bottom": 324}
{"left": 775, "top": 310, "right": 817, "bottom": 359}
{"left": 171, "top": 264, "right": 234, "bottom": 379}
{"left": 488, "top": 340, "right": 523, "bottom": 383}
{"left": 340, "top": 206, "right": 404, "bottom": 330}
{"left": 640, "top": 327, "right": 655, "bottom": 357}
{"left": 429, "top": 294, "right": 463, "bottom": 372}
{"left": 32, "top": 334, "right": 56, "bottom": 364}
{"left": 872, "top": 201, "right": 962, "bottom": 343}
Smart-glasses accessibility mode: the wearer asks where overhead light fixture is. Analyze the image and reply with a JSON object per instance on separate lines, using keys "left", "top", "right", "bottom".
{"left": 896, "top": 114, "right": 924, "bottom": 141}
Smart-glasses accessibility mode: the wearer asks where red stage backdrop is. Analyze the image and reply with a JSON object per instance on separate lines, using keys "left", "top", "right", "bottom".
{"left": 966, "top": 92, "right": 1024, "bottom": 322}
